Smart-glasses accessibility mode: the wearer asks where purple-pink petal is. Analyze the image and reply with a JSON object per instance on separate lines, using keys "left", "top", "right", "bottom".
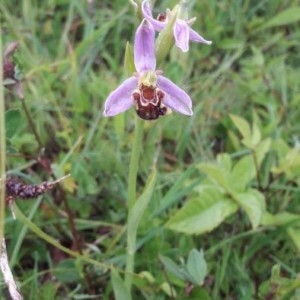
{"left": 134, "top": 19, "right": 156, "bottom": 72}
{"left": 189, "top": 27, "right": 212, "bottom": 45}
{"left": 103, "top": 77, "right": 138, "bottom": 116}
{"left": 141, "top": 0, "right": 165, "bottom": 32}
{"left": 157, "top": 75, "right": 193, "bottom": 115}
{"left": 174, "top": 19, "right": 190, "bottom": 53}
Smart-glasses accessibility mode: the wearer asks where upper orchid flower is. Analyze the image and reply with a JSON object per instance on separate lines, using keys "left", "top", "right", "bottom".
{"left": 142, "top": 0, "right": 212, "bottom": 53}
{"left": 103, "top": 19, "right": 192, "bottom": 120}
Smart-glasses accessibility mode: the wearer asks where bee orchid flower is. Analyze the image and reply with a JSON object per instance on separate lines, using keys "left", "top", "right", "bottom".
{"left": 103, "top": 19, "right": 193, "bottom": 120}
{"left": 141, "top": 0, "right": 212, "bottom": 53}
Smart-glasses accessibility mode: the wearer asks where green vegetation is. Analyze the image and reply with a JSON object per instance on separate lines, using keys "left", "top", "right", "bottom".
{"left": 1, "top": 0, "right": 300, "bottom": 299}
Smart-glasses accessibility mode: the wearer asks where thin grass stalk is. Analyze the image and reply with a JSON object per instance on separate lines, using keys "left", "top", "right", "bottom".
{"left": 0, "top": 29, "right": 6, "bottom": 248}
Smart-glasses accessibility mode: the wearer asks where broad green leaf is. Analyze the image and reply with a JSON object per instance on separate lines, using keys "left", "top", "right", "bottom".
{"left": 230, "top": 114, "right": 251, "bottom": 146}
{"left": 166, "top": 188, "right": 238, "bottom": 235}
{"left": 272, "top": 147, "right": 300, "bottom": 178}
{"left": 111, "top": 269, "right": 132, "bottom": 300}
{"left": 217, "top": 153, "right": 232, "bottom": 172}
{"left": 262, "top": 212, "right": 300, "bottom": 227}
{"left": 256, "top": 138, "right": 271, "bottom": 166}
{"left": 235, "top": 190, "right": 265, "bottom": 229}
{"left": 228, "top": 129, "right": 240, "bottom": 151}
{"left": 230, "top": 154, "right": 256, "bottom": 192}
{"left": 187, "top": 249, "right": 207, "bottom": 285}
{"left": 230, "top": 139, "right": 270, "bottom": 192}
{"left": 198, "top": 163, "right": 229, "bottom": 190}
{"left": 272, "top": 138, "right": 290, "bottom": 159}
{"left": 251, "top": 122, "right": 261, "bottom": 146}
{"left": 259, "top": 7, "right": 300, "bottom": 30}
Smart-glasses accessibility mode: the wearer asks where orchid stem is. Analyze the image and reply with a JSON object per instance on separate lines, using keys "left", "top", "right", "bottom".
{"left": 127, "top": 116, "right": 143, "bottom": 210}
{"left": 125, "top": 229, "right": 136, "bottom": 291}
{"left": 125, "top": 115, "right": 144, "bottom": 291}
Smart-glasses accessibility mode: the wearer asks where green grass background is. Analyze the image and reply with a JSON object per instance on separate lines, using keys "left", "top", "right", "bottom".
{"left": 1, "top": 0, "right": 300, "bottom": 299}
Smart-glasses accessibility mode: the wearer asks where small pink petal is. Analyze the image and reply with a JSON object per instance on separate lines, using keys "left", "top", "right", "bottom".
{"left": 134, "top": 19, "right": 156, "bottom": 72}
{"left": 189, "top": 27, "right": 212, "bottom": 45}
{"left": 157, "top": 75, "right": 193, "bottom": 115}
{"left": 141, "top": 0, "right": 166, "bottom": 32}
{"left": 174, "top": 19, "right": 190, "bottom": 52}
{"left": 103, "top": 77, "right": 138, "bottom": 116}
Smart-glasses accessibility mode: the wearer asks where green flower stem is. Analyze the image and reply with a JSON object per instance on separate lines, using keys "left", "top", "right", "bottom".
{"left": 125, "top": 169, "right": 157, "bottom": 292}
{"left": 0, "top": 32, "right": 6, "bottom": 245}
{"left": 125, "top": 115, "right": 144, "bottom": 291}
{"left": 127, "top": 116, "right": 144, "bottom": 210}
{"left": 125, "top": 229, "right": 136, "bottom": 290}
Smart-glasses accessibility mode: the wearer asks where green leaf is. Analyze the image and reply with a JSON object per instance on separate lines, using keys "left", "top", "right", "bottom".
{"left": 235, "top": 190, "right": 266, "bottom": 229}
{"left": 258, "top": 6, "right": 300, "bottom": 30}
{"left": 217, "top": 153, "right": 232, "bottom": 172}
{"left": 53, "top": 259, "right": 81, "bottom": 283}
{"left": 198, "top": 163, "right": 229, "bottom": 190}
{"left": 5, "top": 109, "right": 22, "bottom": 138}
{"left": 127, "top": 169, "right": 157, "bottom": 248}
{"left": 261, "top": 212, "right": 300, "bottom": 227}
{"left": 230, "top": 114, "right": 251, "bottom": 146}
{"left": 166, "top": 188, "right": 238, "bottom": 235}
{"left": 256, "top": 138, "right": 271, "bottom": 166}
{"left": 230, "top": 155, "right": 256, "bottom": 192}
{"left": 229, "top": 138, "right": 270, "bottom": 192}
{"left": 159, "top": 255, "right": 187, "bottom": 281}
{"left": 111, "top": 269, "right": 132, "bottom": 300}
{"left": 187, "top": 249, "right": 207, "bottom": 285}
{"left": 251, "top": 122, "right": 261, "bottom": 146}
{"left": 272, "top": 146, "right": 300, "bottom": 178}
{"left": 138, "top": 271, "right": 155, "bottom": 284}
{"left": 159, "top": 282, "right": 177, "bottom": 298}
